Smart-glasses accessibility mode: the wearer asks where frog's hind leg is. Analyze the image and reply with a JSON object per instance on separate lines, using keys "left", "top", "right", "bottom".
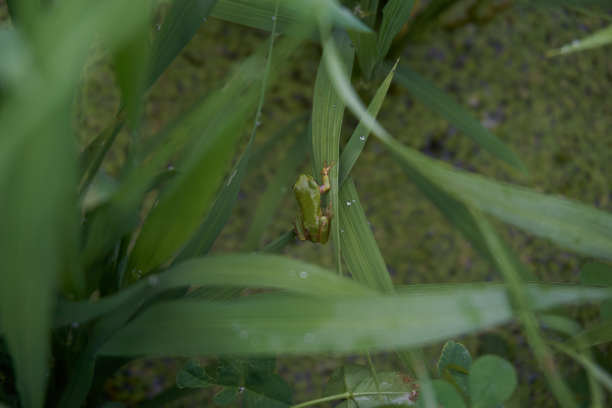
{"left": 294, "top": 214, "right": 309, "bottom": 241}
{"left": 318, "top": 215, "right": 330, "bottom": 244}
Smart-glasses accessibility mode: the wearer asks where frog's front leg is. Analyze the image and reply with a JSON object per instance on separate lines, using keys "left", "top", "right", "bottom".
{"left": 294, "top": 213, "right": 309, "bottom": 241}
{"left": 319, "top": 163, "right": 333, "bottom": 194}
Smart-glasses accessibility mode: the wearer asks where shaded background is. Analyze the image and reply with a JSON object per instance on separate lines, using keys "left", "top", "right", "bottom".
{"left": 1, "top": 0, "right": 611, "bottom": 406}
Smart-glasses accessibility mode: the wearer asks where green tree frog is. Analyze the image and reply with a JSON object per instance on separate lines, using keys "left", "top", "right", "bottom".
{"left": 293, "top": 164, "right": 333, "bottom": 244}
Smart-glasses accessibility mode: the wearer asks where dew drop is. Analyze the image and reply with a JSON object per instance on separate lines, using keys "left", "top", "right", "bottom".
{"left": 71, "top": 322, "right": 79, "bottom": 329}
{"left": 155, "top": 24, "right": 161, "bottom": 31}
{"left": 148, "top": 275, "right": 160, "bottom": 286}
{"left": 299, "top": 271, "right": 309, "bottom": 279}
{"left": 271, "top": 15, "right": 277, "bottom": 21}
{"left": 359, "top": 135, "right": 365, "bottom": 141}
{"left": 346, "top": 201, "right": 352, "bottom": 206}
{"left": 167, "top": 164, "right": 175, "bottom": 171}
{"left": 239, "top": 386, "right": 246, "bottom": 394}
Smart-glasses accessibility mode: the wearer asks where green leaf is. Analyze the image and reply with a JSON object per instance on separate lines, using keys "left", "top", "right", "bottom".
{"left": 208, "top": 358, "right": 292, "bottom": 408}
{"left": 393, "top": 65, "right": 525, "bottom": 171}
{"left": 214, "top": 388, "right": 239, "bottom": 406}
{"left": 339, "top": 178, "right": 394, "bottom": 293}
{"left": 312, "top": 30, "right": 354, "bottom": 273}
{"left": 176, "top": 359, "right": 212, "bottom": 389}
{"left": 437, "top": 341, "right": 471, "bottom": 396}
{"left": 55, "top": 254, "right": 375, "bottom": 327}
{"left": 377, "top": 0, "right": 415, "bottom": 60}
{"left": 570, "top": 321, "right": 612, "bottom": 349}
{"left": 339, "top": 62, "right": 397, "bottom": 186}
{"left": 148, "top": 0, "right": 219, "bottom": 88}
{"left": 99, "top": 284, "right": 612, "bottom": 357}
{"left": 371, "top": 133, "right": 612, "bottom": 261}
{"left": 468, "top": 355, "right": 517, "bottom": 408}
{"left": 580, "top": 262, "right": 612, "bottom": 286}
{"left": 416, "top": 380, "right": 466, "bottom": 408}
{"left": 549, "top": 24, "right": 612, "bottom": 57}
{"left": 112, "top": 21, "right": 150, "bottom": 126}
{"left": 552, "top": 341, "right": 612, "bottom": 393}
{"left": 326, "top": 365, "right": 418, "bottom": 407}
{"left": 211, "top": 0, "right": 371, "bottom": 34}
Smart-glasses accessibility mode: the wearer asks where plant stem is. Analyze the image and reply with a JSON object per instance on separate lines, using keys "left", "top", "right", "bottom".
{"left": 290, "top": 391, "right": 409, "bottom": 408}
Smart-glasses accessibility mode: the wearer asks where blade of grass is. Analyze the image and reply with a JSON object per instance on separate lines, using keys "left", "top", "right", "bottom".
{"left": 55, "top": 254, "right": 375, "bottom": 327}
{"left": 377, "top": 0, "right": 416, "bottom": 60}
{"left": 99, "top": 284, "right": 612, "bottom": 357}
{"left": 339, "top": 61, "right": 397, "bottom": 186}
{"left": 312, "top": 30, "right": 355, "bottom": 275}
{"left": 370, "top": 132, "right": 612, "bottom": 261}
{"left": 211, "top": 0, "right": 371, "bottom": 35}
{"left": 392, "top": 65, "right": 525, "bottom": 171}
{"left": 339, "top": 178, "right": 394, "bottom": 293}
{"left": 349, "top": 0, "right": 378, "bottom": 79}
{"left": 470, "top": 208, "right": 577, "bottom": 408}
{"left": 179, "top": 5, "right": 287, "bottom": 259}
{"left": 548, "top": 24, "right": 612, "bottom": 56}
{"left": 148, "top": 0, "right": 219, "bottom": 88}
{"left": 552, "top": 341, "right": 612, "bottom": 393}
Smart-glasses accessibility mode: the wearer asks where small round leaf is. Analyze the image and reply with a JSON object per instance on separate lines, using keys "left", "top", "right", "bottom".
{"left": 469, "top": 355, "right": 517, "bottom": 408}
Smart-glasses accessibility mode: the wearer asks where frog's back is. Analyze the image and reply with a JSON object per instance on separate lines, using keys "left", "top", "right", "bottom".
{"left": 293, "top": 174, "right": 321, "bottom": 228}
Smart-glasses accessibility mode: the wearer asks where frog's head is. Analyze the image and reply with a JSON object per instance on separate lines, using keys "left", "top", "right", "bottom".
{"left": 293, "top": 174, "right": 318, "bottom": 193}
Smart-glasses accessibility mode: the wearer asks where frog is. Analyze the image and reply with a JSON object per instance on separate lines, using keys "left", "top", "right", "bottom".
{"left": 293, "top": 164, "right": 333, "bottom": 244}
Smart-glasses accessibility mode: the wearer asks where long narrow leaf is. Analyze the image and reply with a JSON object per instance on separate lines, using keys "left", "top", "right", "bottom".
{"left": 55, "top": 254, "right": 374, "bottom": 327}
{"left": 339, "top": 61, "right": 397, "bottom": 186}
{"left": 393, "top": 65, "right": 525, "bottom": 171}
{"left": 312, "top": 31, "right": 354, "bottom": 274}
{"left": 371, "top": 133, "right": 612, "bottom": 261}
{"left": 100, "top": 284, "right": 612, "bottom": 357}
{"left": 549, "top": 24, "right": 612, "bottom": 56}
{"left": 148, "top": 0, "right": 219, "bottom": 88}
{"left": 211, "top": 0, "right": 371, "bottom": 34}
{"left": 377, "top": 0, "right": 415, "bottom": 60}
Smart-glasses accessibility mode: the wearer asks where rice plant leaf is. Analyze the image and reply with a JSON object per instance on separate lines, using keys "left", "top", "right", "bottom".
{"left": 312, "top": 31, "right": 354, "bottom": 274}
{"left": 148, "top": 0, "right": 219, "bottom": 88}
{"left": 349, "top": 0, "right": 378, "bottom": 79}
{"left": 0, "top": 106, "right": 77, "bottom": 408}
{"left": 211, "top": 0, "right": 371, "bottom": 34}
{"left": 552, "top": 341, "right": 612, "bottom": 393}
{"left": 371, "top": 133, "right": 612, "bottom": 261}
{"left": 339, "top": 61, "right": 397, "bottom": 186}
{"left": 99, "top": 284, "right": 611, "bottom": 357}
{"left": 78, "top": 116, "right": 124, "bottom": 195}
{"left": 176, "top": 10, "right": 287, "bottom": 260}
{"left": 470, "top": 208, "right": 576, "bottom": 407}
{"left": 549, "top": 24, "right": 612, "bottom": 56}
{"left": 580, "top": 262, "right": 612, "bottom": 286}
{"left": 570, "top": 321, "right": 612, "bottom": 349}
{"left": 55, "top": 254, "right": 375, "bottom": 327}
{"left": 126, "top": 94, "right": 254, "bottom": 281}
{"left": 243, "top": 126, "right": 309, "bottom": 251}
{"left": 112, "top": 21, "right": 150, "bottom": 126}
{"left": 393, "top": 65, "right": 525, "bottom": 171}
{"left": 377, "top": 0, "right": 415, "bottom": 60}
{"left": 339, "top": 178, "right": 394, "bottom": 293}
